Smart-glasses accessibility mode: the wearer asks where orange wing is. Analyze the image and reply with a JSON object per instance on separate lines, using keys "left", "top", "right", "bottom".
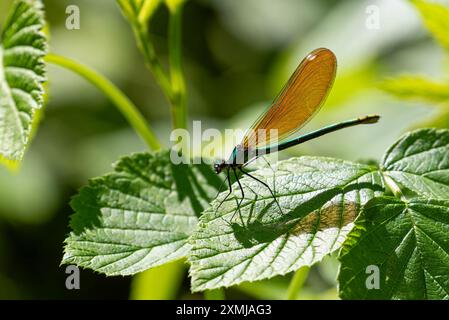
{"left": 242, "top": 48, "right": 337, "bottom": 150}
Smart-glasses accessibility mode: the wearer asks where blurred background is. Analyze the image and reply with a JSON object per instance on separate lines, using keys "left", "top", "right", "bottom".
{"left": 0, "top": 0, "right": 447, "bottom": 299}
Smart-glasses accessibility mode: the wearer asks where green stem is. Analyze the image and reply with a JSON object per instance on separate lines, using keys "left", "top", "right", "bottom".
{"left": 382, "top": 172, "right": 406, "bottom": 200}
{"left": 286, "top": 267, "right": 309, "bottom": 300}
{"left": 45, "top": 53, "right": 161, "bottom": 151}
{"left": 132, "top": 21, "right": 174, "bottom": 101}
{"left": 204, "top": 288, "right": 226, "bottom": 300}
{"left": 168, "top": 1, "right": 187, "bottom": 130}
{"left": 130, "top": 260, "right": 185, "bottom": 300}
{"left": 122, "top": 1, "right": 188, "bottom": 131}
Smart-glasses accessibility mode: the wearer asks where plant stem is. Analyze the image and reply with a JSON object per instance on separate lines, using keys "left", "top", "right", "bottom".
{"left": 123, "top": 0, "right": 188, "bottom": 131}
{"left": 204, "top": 288, "right": 226, "bottom": 300}
{"left": 286, "top": 267, "right": 309, "bottom": 300}
{"left": 45, "top": 53, "right": 161, "bottom": 151}
{"left": 168, "top": 1, "right": 187, "bottom": 130}
{"left": 132, "top": 21, "right": 174, "bottom": 101}
{"left": 130, "top": 260, "right": 185, "bottom": 300}
{"left": 382, "top": 172, "right": 406, "bottom": 200}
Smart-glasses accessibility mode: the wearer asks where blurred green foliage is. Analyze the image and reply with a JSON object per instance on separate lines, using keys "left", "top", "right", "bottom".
{"left": 0, "top": 0, "right": 447, "bottom": 299}
{"left": 380, "top": 0, "right": 449, "bottom": 129}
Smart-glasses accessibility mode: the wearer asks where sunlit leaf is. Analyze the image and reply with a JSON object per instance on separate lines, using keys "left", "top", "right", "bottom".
{"left": 0, "top": 0, "right": 47, "bottom": 163}
{"left": 412, "top": 0, "right": 449, "bottom": 52}
{"left": 379, "top": 76, "right": 449, "bottom": 104}
{"left": 339, "top": 197, "right": 449, "bottom": 300}
{"left": 189, "top": 157, "right": 385, "bottom": 292}
{"left": 381, "top": 128, "right": 449, "bottom": 199}
{"left": 62, "top": 151, "right": 219, "bottom": 276}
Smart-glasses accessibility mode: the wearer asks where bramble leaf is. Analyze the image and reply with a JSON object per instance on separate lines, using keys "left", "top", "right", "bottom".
{"left": 338, "top": 197, "right": 449, "bottom": 300}
{"left": 381, "top": 128, "right": 449, "bottom": 200}
{"left": 188, "top": 157, "right": 385, "bottom": 292}
{"left": 62, "top": 151, "right": 219, "bottom": 275}
{"left": 0, "top": 0, "right": 47, "bottom": 163}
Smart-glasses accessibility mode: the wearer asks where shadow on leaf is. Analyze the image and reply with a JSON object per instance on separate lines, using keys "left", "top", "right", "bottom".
{"left": 171, "top": 161, "right": 220, "bottom": 217}
{"left": 230, "top": 181, "right": 383, "bottom": 248}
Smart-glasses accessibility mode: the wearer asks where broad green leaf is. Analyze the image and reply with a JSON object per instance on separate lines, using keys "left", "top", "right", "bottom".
{"left": 412, "top": 0, "right": 449, "bottom": 52}
{"left": 189, "top": 157, "right": 385, "bottom": 292}
{"left": 381, "top": 128, "right": 449, "bottom": 199}
{"left": 379, "top": 76, "right": 449, "bottom": 104}
{"left": 338, "top": 197, "right": 449, "bottom": 300}
{"left": 0, "top": 0, "right": 47, "bottom": 162}
{"left": 62, "top": 151, "right": 219, "bottom": 276}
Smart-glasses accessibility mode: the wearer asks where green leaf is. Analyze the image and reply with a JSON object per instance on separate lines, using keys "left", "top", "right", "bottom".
{"left": 379, "top": 76, "right": 449, "bottom": 104}
{"left": 0, "top": 0, "right": 47, "bottom": 162}
{"left": 381, "top": 128, "right": 449, "bottom": 200}
{"left": 188, "top": 157, "right": 385, "bottom": 292}
{"left": 62, "top": 151, "right": 219, "bottom": 276}
{"left": 338, "top": 197, "right": 449, "bottom": 300}
{"left": 412, "top": 0, "right": 449, "bottom": 52}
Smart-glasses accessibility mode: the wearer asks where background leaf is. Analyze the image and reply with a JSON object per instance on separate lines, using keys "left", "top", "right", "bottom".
{"left": 381, "top": 128, "right": 449, "bottom": 199}
{"left": 62, "top": 151, "right": 219, "bottom": 276}
{"left": 0, "top": 0, "right": 47, "bottom": 162}
{"left": 189, "top": 157, "right": 385, "bottom": 292}
{"left": 379, "top": 76, "right": 449, "bottom": 104}
{"left": 338, "top": 197, "right": 449, "bottom": 300}
{"left": 412, "top": 0, "right": 449, "bottom": 53}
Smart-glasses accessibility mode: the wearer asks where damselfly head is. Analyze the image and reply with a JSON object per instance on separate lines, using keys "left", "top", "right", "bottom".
{"left": 214, "top": 160, "right": 226, "bottom": 174}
